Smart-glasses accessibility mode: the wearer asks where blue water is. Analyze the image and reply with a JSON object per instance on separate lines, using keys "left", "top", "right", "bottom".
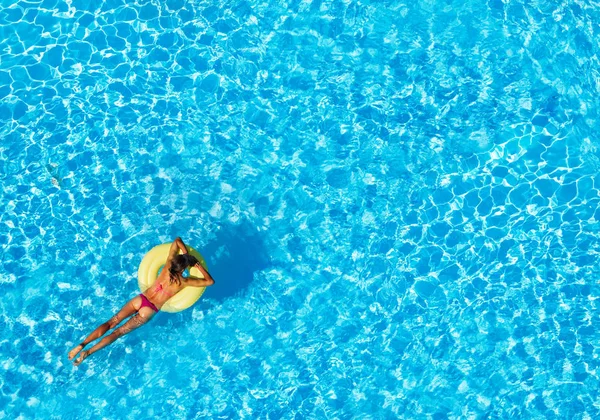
{"left": 2, "top": 0, "right": 600, "bottom": 417}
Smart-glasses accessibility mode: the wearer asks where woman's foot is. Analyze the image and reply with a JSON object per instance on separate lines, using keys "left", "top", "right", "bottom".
{"left": 74, "top": 350, "right": 89, "bottom": 366}
{"left": 68, "top": 344, "right": 84, "bottom": 360}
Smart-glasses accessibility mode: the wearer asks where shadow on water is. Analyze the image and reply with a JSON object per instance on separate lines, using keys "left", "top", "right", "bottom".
{"left": 200, "top": 222, "right": 270, "bottom": 302}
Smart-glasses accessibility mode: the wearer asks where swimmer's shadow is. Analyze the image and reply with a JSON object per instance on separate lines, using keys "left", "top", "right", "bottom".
{"left": 200, "top": 224, "right": 270, "bottom": 302}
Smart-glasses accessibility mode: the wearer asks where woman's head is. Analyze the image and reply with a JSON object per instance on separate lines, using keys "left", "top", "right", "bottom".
{"left": 169, "top": 254, "right": 199, "bottom": 284}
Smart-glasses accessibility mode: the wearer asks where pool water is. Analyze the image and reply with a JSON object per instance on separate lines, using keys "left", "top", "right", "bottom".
{"left": 2, "top": 0, "right": 600, "bottom": 418}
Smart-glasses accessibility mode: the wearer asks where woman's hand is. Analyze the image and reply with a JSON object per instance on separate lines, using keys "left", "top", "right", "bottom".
{"left": 194, "top": 262, "right": 215, "bottom": 284}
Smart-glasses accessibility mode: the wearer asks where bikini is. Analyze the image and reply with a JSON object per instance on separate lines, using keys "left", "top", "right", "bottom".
{"left": 139, "top": 283, "right": 175, "bottom": 313}
{"left": 139, "top": 293, "right": 159, "bottom": 313}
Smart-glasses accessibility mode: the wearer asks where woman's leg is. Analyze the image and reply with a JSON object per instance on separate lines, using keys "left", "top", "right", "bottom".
{"left": 68, "top": 295, "right": 142, "bottom": 360}
{"left": 74, "top": 306, "right": 155, "bottom": 366}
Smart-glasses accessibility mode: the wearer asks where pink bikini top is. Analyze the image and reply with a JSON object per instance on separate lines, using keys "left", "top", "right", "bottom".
{"left": 154, "top": 283, "right": 175, "bottom": 297}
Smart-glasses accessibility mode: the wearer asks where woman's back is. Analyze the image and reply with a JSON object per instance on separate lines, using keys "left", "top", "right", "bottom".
{"left": 144, "top": 251, "right": 214, "bottom": 309}
{"left": 144, "top": 269, "right": 182, "bottom": 309}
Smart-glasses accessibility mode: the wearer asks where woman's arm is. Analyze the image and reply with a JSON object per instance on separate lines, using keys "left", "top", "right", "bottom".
{"left": 167, "top": 237, "right": 188, "bottom": 263}
{"left": 186, "top": 276, "right": 215, "bottom": 287}
{"left": 175, "top": 237, "right": 188, "bottom": 254}
{"left": 186, "top": 263, "right": 215, "bottom": 287}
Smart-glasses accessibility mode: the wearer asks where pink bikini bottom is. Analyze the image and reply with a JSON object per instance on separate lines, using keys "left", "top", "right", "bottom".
{"left": 139, "top": 294, "right": 159, "bottom": 312}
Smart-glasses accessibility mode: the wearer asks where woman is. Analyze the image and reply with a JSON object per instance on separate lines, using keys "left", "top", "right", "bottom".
{"left": 68, "top": 237, "right": 215, "bottom": 366}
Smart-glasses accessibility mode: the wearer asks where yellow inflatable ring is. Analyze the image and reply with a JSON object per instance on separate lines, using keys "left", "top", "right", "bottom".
{"left": 137, "top": 243, "right": 208, "bottom": 313}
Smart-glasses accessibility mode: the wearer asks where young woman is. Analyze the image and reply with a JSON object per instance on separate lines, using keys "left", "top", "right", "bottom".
{"left": 68, "top": 237, "right": 214, "bottom": 365}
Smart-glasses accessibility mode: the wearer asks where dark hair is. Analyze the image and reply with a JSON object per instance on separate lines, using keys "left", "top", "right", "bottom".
{"left": 169, "top": 254, "right": 199, "bottom": 285}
